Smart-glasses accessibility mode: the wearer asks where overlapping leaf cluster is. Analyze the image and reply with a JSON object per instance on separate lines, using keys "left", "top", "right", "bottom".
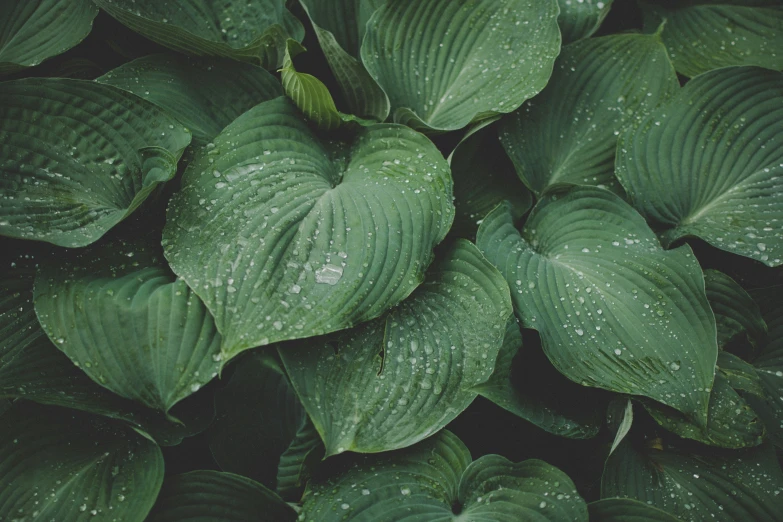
{"left": 1, "top": 1, "right": 783, "bottom": 521}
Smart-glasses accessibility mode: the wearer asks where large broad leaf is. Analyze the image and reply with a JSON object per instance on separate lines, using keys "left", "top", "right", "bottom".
{"left": 704, "top": 269, "right": 767, "bottom": 347}
{"left": 280, "top": 240, "right": 512, "bottom": 455}
{"left": 34, "top": 240, "right": 222, "bottom": 413}
{"left": 0, "top": 78, "right": 191, "bottom": 248}
{"left": 588, "top": 498, "right": 684, "bottom": 522}
{"left": 98, "top": 54, "right": 283, "bottom": 146}
{"left": 92, "top": 0, "right": 304, "bottom": 69}
{"left": 558, "top": 0, "right": 614, "bottom": 45}
{"left": 146, "top": 471, "right": 296, "bottom": 522}
{"left": 0, "top": 402, "right": 164, "bottom": 522}
{"left": 498, "top": 32, "right": 679, "bottom": 196}
{"left": 210, "top": 352, "right": 321, "bottom": 500}
{"left": 300, "top": 430, "right": 588, "bottom": 521}
{"left": 163, "top": 97, "right": 454, "bottom": 361}
{"left": 298, "top": 0, "right": 389, "bottom": 121}
{"left": 616, "top": 66, "right": 783, "bottom": 267}
{"left": 476, "top": 187, "right": 718, "bottom": 423}
{"left": 640, "top": 0, "right": 783, "bottom": 78}
{"left": 602, "top": 438, "right": 783, "bottom": 521}
{"left": 0, "top": 0, "right": 98, "bottom": 75}
{"left": 361, "top": 0, "right": 561, "bottom": 132}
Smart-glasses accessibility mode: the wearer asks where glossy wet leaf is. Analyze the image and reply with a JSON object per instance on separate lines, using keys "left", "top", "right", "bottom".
{"left": 0, "top": 78, "right": 191, "bottom": 247}
{"left": 281, "top": 240, "right": 512, "bottom": 455}
{"left": 300, "top": 430, "right": 588, "bottom": 521}
{"left": 98, "top": 53, "right": 283, "bottom": 146}
{"left": 498, "top": 32, "right": 679, "bottom": 196}
{"left": 0, "top": 402, "right": 164, "bottom": 522}
{"left": 717, "top": 351, "right": 765, "bottom": 398}
{"left": 588, "top": 498, "right": 684, "bottom": 522}
{"left": 163, "top": 97, "right": 454, "bottom": 361}
{"left": 558, "top": 0, "right": 614, "bottom": 44}
{"left": 705, "top": 270, "right": 767, "bottom": 347}
{"left": 476, "top": 187, "right": 718, "bottom": 423}
{"left": 616, "top": 66, "right": 783, "bottom": 267}
{"left": 361, "top": 0, "right": 561, "bottom": 132}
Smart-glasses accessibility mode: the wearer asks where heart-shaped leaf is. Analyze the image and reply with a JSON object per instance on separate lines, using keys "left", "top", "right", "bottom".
{"left": 34, "top": 240, "right": 222, "bottom": 413}
{"left": 477, "top": 187, "right": 718, "bottom": 423}
{"left": 616, "top": 66, "right": 783, "bottom": 267}
{"left": 361, "top": 0, "right": 561, "bottom": 132}
{"left": 558, "top": 0, "right": 614, "bottom": 44}
{"left": 0, "top": 78, "right": 191, "bottom": 247}
{"left": 588, "top": 498, "right": 684, "bottom": 522}
{"left": 281, "top": 240, "right": 511, "bottom": 455}
{"left": 301, "top": 430, "right": 588, "bottom": 521}
{"left": 705, "top": 270, "right": 767, "bottom": 347}
{"left": 498, "top": 32, "right": 679, "bottom": 196}
{"left": 163, "top": 97, "right": 454, "bottom": 361}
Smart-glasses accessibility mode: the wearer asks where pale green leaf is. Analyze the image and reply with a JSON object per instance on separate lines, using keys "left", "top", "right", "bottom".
{"left": 558, "top": 0, "right": 614, "bottom": 44}
{"left": 609, "top": 399, "right": 634, "bottom": 455}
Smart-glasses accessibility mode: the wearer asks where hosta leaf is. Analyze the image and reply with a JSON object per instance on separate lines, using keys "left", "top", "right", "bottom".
{"left": 717, "top": 351, "right": 764, "bottom": 397}
{"left": 98, "top": 53, "right": 283, "bottom": 146}
{"left": 0, "top": 0, "right": 98, "bottom": 75}
{"left": 34, "top": 240, "right": 222, "bottom": 413}
{"left": 640, "top": 0, "right": 783, "bottom": 78}
{"left": 146, "top": 471, "right": 296, "bottom": 522}
{"left": 0, "top": 402, "right": 164, "bottom": 522}
{"left": 476, "top": 187, "right": 718, "bottom": 423}
{"left": 210, "top": 352, "right": 321, "bottom": 500}
{"left": 704, "top": 270, "right": 767, "bottom": 347}
{"left": 0, "top": 78, "right": 191, "bottom": 248}
{"left": 361, "top": 0, "right": 561, "bottom": 132}
{"left": 93, "top": 0, "right": 304, "bottom": 69}
{"left": 163, "top": 97, "right": 454, "bottom": 361}
{"left": 498, "top": 32, "right": 679, "bottom": 196}
{"left": 298, "top": 0, "right": 390, "bottom": 121}
{"left": 474, "top": 318, "right": 604, "bottom": 439}
{"left": 300, "top": 430, "right": 588, "bottom": 522}
{"left": 616, "top": 66, "right": 783, "bottom": 267}
{"left": 588, "top": 498, "right": 684, "bottom": 522}
{"left": 558, "top": 0, "right": 614, "bottom": 45}
{"left": 281, "top": 240, "right": 512, "bottom": 455}
{"left": 602, "top": 439, "right": 783, "bottom": 521}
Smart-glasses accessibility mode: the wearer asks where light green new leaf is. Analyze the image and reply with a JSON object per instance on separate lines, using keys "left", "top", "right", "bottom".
{"left": 210, "top": 352, "right": 321, "bottom": 500}
{"left": 558, "top": 0, "right": 614, "bottom": 45}
{"left": 588, "top": 499, "right": 684, "bottom": 522}
{"left": 98, "top": 54, "right": 283, "bottom": 146}
{"left": 0, "top": 78, "right": 191, "bottom": 248}
{"left": 717, "top": 351, "right": 765, "bottom": 397}
{"left": 146, "top": 471, "right": 296, "bottom": 522}
{"left": 0, "top": 0, "right": 98, "bottom": 75}
{"left": 93, "top": 0, "right": 304, "bottom": 69}
{"left": 163, "top": 97, "right": 454, "bottom": 361}
{"left": 640, "top": 0, "right": 783, "bottom": 78}
{"left": 498, "top": 33, "right": 679, "bottom": 196}
{"left": 361, "top": 0, "right": 561, "bottom": 132}
{"left": 476, "top": 187, "right": 718, "bottom": 424}
{"left": 616, "top": 67, "right": 783, "bottom": 267}
{"left": 34, "top": 240, "right": 222, "bottom": 413}
{"left": 301, "top": 430, "right": 588, "bottom": 522}
{"left": 281, "top": 240, "right": 512, "bottom": 455}
{"left": 704, "top": 269, "right": 767, "bottom": 347}
{"left": 0, "top": 403, "right": 164, "bottom": 522}
{"left": 298, "top": 0, "right": 390, "bottom": 121}
{"left": 608, "top": 399, "right": 634, "bottom": 455}
{"left": 602, "top": 439, "right": 783, "bottom": 521}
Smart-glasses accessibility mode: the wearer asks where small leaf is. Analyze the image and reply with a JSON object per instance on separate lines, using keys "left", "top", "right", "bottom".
{"left": 557, "top": 0, "right": 614, "bottom": 44}
{"left": 717, "top": 351, "right": 765, "bottom": 398}
{"left": 609, "top": 399, "right": 634, "bottom": 455}
{"left": 705, "top": 270, "right": 767, "bottom": 348}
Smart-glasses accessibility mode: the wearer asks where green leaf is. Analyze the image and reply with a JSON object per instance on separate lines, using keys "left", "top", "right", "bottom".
{"left": 361, "top": 0, "right": 561, "bottom": 132}
{"left": 609, "top": 399, "right": 634, "bottom": 455}
{"left": 0, "top": 78, "right": 191, "bottom": 248}
{"left": 474, "top": 318, "right": 604, "bottom": 439}
{"left": 281, "top": 240, "right": 512, "bottom": 455}
{"left": 210, "top": 352, "right": 321, "bottom": 500}
{"left": 146, "top": 471, "right": 297, "bottom": 522}
{"left": 92, "top": 0, "right": 304, "bottom": 69}
{"left": 640, "top": 0, "right": 783, "bottom": 78}
{"left": 498, "top": 32, "right": 679, "bottom": 196}
{"left": 301, "top": 430, "right": 588, "bottom": 521}
{"left": 476, "top": 187, "right": 718, "bottom": 424}
{"left": 602, "top": 439, "right": 783, "bottom": 521}
{"left": 705, "top": 270, "right": 767, "bottom": 347}
{"left": 616, "top": 66, "right": 783, "bottom": 267}
{"left": 98, "top": 53, "right": 283, "bottom": 146}
{"left": 0, "top": 0, "right": 99, "bottom": 75}
{"left": 717, "top": 351, "right": 765, "bottom": 398}
{"left": 298, "top": 0, "right": 390, "bottom": 121}
{"left": 558, "top": 0, "right": 614, "bottom": 45}
{"left": 163, "top": 97, "right": 454, "bottom": 361}
{"left": 0, "top": 402, "right": 164, "bottom": 522}
{"left": 588, "top": 498, "right": 684, "bottom": 522}
{"left": 34, "top": 240, "right": 222, "bottom": 413}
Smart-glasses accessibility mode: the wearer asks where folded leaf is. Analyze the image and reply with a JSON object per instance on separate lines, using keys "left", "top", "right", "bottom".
{"left": 558, "top": 0, "right": 614, "bottom": 44}
{"left": 589, "top": 498, "right": 685, "bottom": 522}
{"left": 705, "top": 269, "right": 767, "bottom": 347}
{"left": 717, "top": 351, "right": 765, "bottom": 398}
